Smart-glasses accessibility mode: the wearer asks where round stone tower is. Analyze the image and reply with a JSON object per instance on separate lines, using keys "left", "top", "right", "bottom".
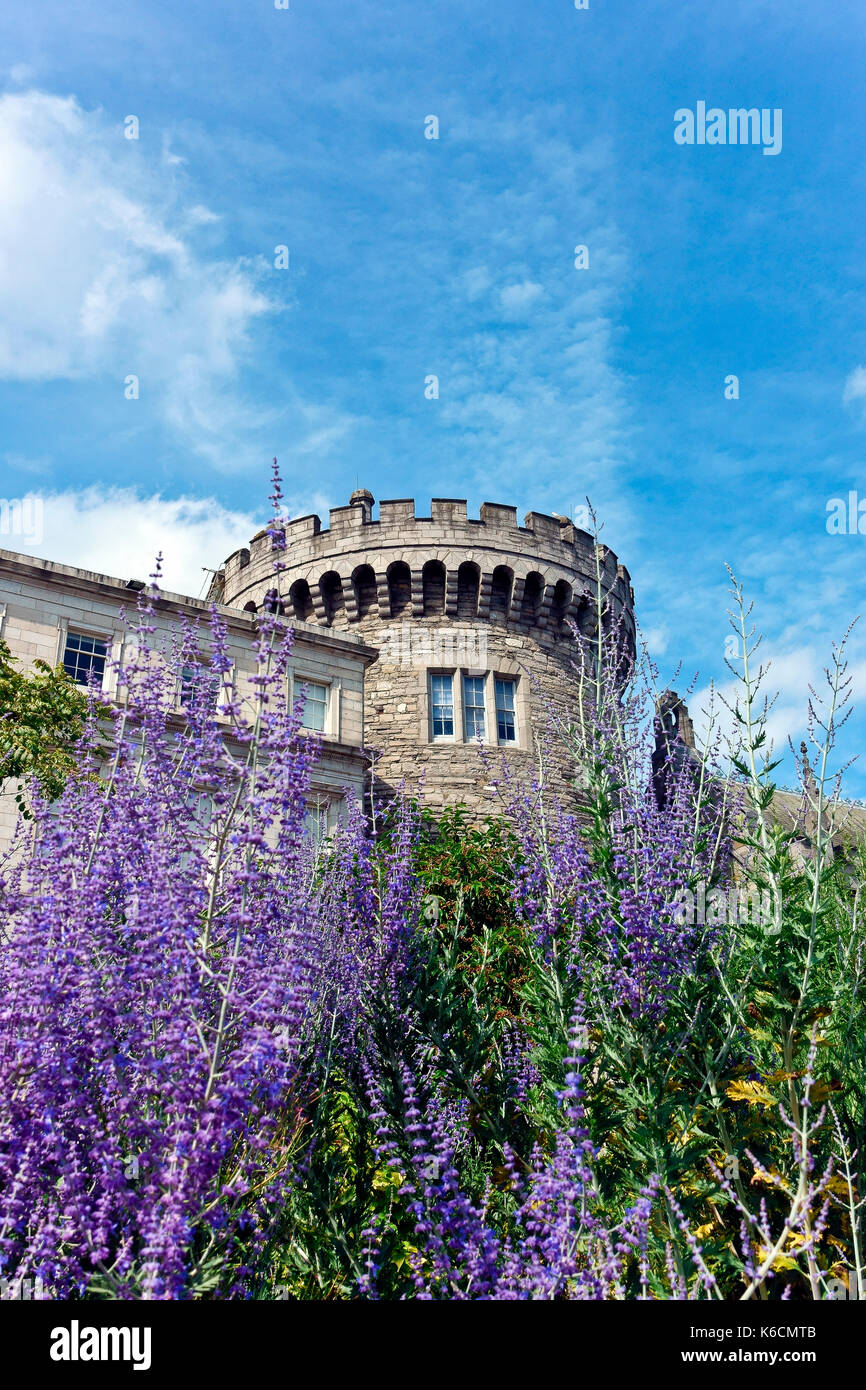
{"left": 212, "top": 492, "right": 636, "bottom": 819}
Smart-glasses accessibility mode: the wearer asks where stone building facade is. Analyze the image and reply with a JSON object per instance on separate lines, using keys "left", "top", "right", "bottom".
{"left": 209, "top": 490, "right": 636, "bottom": 819}
{"left": 0, "top": 548, "right": 377, "bottom": 853}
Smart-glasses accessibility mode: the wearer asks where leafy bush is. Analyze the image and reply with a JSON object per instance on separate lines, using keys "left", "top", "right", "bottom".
{"left": 0, "top": 637, "right": 89, "bottom": 817}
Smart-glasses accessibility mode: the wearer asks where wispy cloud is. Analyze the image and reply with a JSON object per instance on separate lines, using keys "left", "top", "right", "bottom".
{"left": 10, "top": 488, "right": 260, "bottom": 596}
{"left": 499, "top": 281, "right": 545, "bottom": 317}
{"left": 843, "top": 365, "right": 866, "bottom": 415}
{"left": 0, "top": 91, "right": 275, "bottom": 468}
{"left": 11, "top": 484, "right": 346, "bottom": 597}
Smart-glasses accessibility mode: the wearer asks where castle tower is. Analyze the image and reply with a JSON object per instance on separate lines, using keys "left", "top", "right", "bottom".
{"left": 211, "top": 492, "right": 636, "bottom": 819}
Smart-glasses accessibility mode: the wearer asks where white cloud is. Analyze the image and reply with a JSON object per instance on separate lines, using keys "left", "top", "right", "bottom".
{"left": 5, "top": 485, "right": 349, "bottom": 598}
{"left": 0, "top": 91, "right": 275, "bottom": 466}
{"left": 499, "top": 280, "right": 544, "bottom": 316}
{"left": 3, "top": 451, "right": 51, "bottom": 476}
{"left": 843, "top": 365, "right": 866, "bottom": 410}
{"left": 691, "top": 642, "right": 863, "bottom": 777}
{"left": 641, "top": 625, "right": 669, "bottom": 657}
{"left": 463, "top": 266, "right": 492, "bottom": 300}
{"left": 9, "top": 488, "right": 262, "bottom": 597}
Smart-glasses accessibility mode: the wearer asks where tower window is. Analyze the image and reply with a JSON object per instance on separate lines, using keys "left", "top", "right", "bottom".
{"left": 63, "top": 631, "right": 108, "bottom": 687}
{"left": 495, "top": 678, "right": 517, "bottom": 743}
{"left": 463, "top": 674, "right": 486, "bottom": 740}
{"left": 430, "top": 673, "right": 454, "bottom": 739}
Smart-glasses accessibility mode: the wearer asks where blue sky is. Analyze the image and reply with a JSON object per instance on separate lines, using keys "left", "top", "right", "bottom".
{"left": 1, "top": 0, "right": 865, "bottom": 791}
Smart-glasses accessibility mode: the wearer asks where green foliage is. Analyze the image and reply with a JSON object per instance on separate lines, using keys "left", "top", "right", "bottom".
{"left": 0, "top": 638, "right": 88, "bottom": 816}
{"left": 415, "top": 805, "right": 528, "bottom": 1018}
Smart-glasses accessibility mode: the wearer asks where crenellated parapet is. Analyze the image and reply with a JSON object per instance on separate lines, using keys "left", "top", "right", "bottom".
{"left": 215, "top": 491, "right": 635, "bottom": 649}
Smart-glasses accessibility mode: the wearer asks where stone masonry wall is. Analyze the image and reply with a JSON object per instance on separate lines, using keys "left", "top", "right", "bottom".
{"left": 212, "top": 491, "right": 636, "bottom": 822}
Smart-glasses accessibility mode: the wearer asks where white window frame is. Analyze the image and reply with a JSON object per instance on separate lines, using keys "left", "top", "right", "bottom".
{"left": 304, "top": 796, "right": 333, "bottom": 843}
{"left": 494, "top": 675, "right": 519, "bottom": 746}
{"left": 462, "top": 672, "right": 486, "bottom": 741}
{"left": 290, "top": 670, "right": 336, "bottom": 738}
{"left": 177, "top": 657, "right": 230, "bottom": 715}
{"left": 423, "top": 667, "right": 524, "bottom": 748}
{"left": 429, "top": 670, "right": 456, "bottom": 742}
{"left": 57, "top": 621, "right": 117, "bottom": 694}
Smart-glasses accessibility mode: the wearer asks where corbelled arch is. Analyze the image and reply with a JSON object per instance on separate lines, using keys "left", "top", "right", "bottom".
{"left": 550, "top": 578, "right": 574, "bottom": 636}
{"left": 456, "top": 561, "right": 480, "bottom": 620}
{"left": 422, "top": 559, "right": 446, "bottom": 616}
{"left": 519, "top": 571, "right": 545, "bottom": 626}
{"left": 488, "top": 565, "right": 514, "bottom": 624}
{"left": 387, "top": 560, "right": 412, "bottom": 619}
{"left": 319, "top": 571, "right": 346, "bottom": 628}
{"left": 289, "top": 578, "right": 314, "bottom": 624}
{"left": 263, "top": 587, "right": 286, "bottom": 616}
{"left": 352, "top": 564, "right": 378, "bottom": 621}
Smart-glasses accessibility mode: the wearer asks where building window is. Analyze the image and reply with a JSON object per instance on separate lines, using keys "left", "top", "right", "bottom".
{"left": 463, "top": 674, "right": 486, "bottom": 740}
{"left": 495, "top": 677, "right": 517, "bottom": 743}
{"left": 179, "top": 663, "right": 221, "bottom": 712}
{"left": 430, "top": 673, "right": 454, "bottom": 738}
{"left": 304, "top": 801, "right": 329, "bottom": 842}
{"left": 299, "top": 680, "right": 328, "bottom": 732}
{"left": 63, "top": 631, "right": 108, "bottom": 687}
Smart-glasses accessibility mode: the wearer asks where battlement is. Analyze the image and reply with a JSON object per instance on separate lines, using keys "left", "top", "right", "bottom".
{"left": 221, "top": 491, "right": 628, "bottom": 585}
{"left": 272, "top": 493, "right": 593, "bottom": 548}
{"left": 216, "top": 487, "right": 635, "bottom": 645}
